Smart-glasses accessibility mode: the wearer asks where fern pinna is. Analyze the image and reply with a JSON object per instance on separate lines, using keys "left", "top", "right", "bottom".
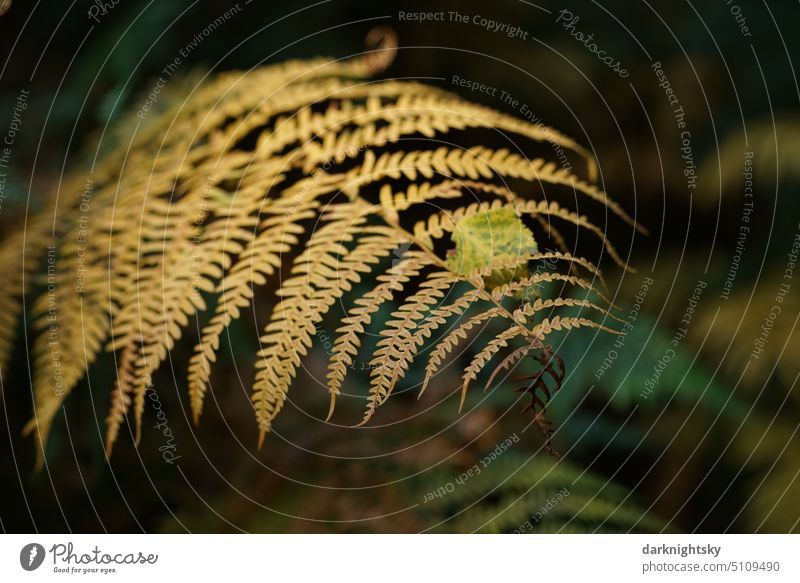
{"left": 0, "top": 30, "right": 641, "bottom": 464}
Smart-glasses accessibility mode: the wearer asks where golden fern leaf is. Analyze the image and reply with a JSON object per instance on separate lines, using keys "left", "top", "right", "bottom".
{"left": 402, "top": 96, "right": 599, "bottom": 180}
{"left": 429, "top": 180, "right": 578, "bottom": 270}
{"left": 530, "top": 315, "right": 620, "bottom": 339}
{"left": 326, "top": 254, "right": 426, "bottom": 419}
{"left": 419, "top": 277, "right": 612, "bottom": 404}
{"left": 252, "top": 206, "right": 404, "bottom": 445}
{"left": 22, "top": 45, "right": 416, "bottom": 448}
{"left": 512, "top": 296, "right": 621, "bottom": 327}
{"left": 361, "top": 270, "right": 459, "bottom": 424}
{"left": 0, "top": 32, "right": 640, "bottom": 461}
{"left": 187, "top": 197, "right": 319, "bottom": 424}
{"left": 353, "top": 146, "right": 641, "bottom": 232}
{"left": 461, "top": 325, "right": 531, "bottom": 409}
{"left": 516, "top": 199, "right": 632, "bottom": 268}
{"left": 414, "top": 197, "right": 630, "bottom": 270}
{"left": 526, "top": 251, "right": 608, "bottom": 290}
{"left": 479, "top": 298, "right": 622, "bottom": 398}
{"left": 490, "top": 271, "right": 613, "bottom": 306}
{"left": 0, "top": 213, "right": 58, "bottom": 381}
{"left": 19, "top": 189, "right": 117, "bottom": 459}
{"left": 104, "top": 344, "right": 141, "bottom": 456}
{"left": 458, "top": 316, "right": 618, "bottom": 446}
{"left": 378, "top": 181, "right": 464, "bottom": 219}
{"left": 420, "top": 307, "right": 503, "bottom": 397}
{"left": 445, "top": 180, "right": 621, "bottom": 275}
{"left": 366, "top": 288, "right": 487, "bottom": 413}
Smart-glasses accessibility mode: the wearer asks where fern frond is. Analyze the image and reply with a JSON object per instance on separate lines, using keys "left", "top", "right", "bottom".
{"left": 361, "top": 270, "right": 459, "bottom": 424}
{"left": 490, "top": 271, "right": 612, "bottom": 306}
{"left": 0, "top": 39, "right": 639, "bottom": 461}
{"left": 513, "top": 297, "right": 620, "bottom": 327}
{"left": 104, "top": 344, "right": 141, "bottom": 456}
{"left": 530, "top": 315, "right": 619, "bottom": 340}
{"left": 342, "top": 147, "right": 642, "bottom": 232}
{"left": 187, "top": 196, "right": 319, "bottom": 424}
{"left": 326, "top": 254, "right": 426, "bottom": 419}
{"left": 415, "top": 197, "right": 630, "bottom": 270}
{"left": 252, "top": 207, "right": 403, "bottom": 445}
{"left": 461, "top": 325, "right": 530, "bottom": 410}
{"left": 420, "top": 307, "right": 502, "bottom": 397}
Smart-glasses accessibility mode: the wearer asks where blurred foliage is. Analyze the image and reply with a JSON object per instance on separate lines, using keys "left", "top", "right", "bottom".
{"left": 415, "top": 453, "right": 667, "bottom": 533}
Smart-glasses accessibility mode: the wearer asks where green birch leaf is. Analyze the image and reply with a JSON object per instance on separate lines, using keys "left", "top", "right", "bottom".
{"left": 446, "top": 208, "right": 538, "bottom": 289}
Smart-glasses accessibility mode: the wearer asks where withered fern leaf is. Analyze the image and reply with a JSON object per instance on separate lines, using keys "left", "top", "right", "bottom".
{"left": 0, "top": 31, "right": 640, "bottom": 464}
